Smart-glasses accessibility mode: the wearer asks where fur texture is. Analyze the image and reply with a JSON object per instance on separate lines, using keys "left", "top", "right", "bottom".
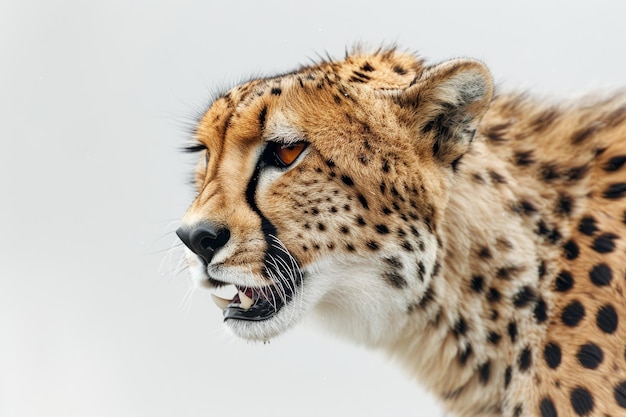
{"left": 178, "top": 48, "right": 626, "bottom": 417}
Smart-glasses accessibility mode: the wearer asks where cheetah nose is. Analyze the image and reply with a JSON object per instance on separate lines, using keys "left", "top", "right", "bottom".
{"left": 176, "top": 222, "right": 231, "bottom": 264}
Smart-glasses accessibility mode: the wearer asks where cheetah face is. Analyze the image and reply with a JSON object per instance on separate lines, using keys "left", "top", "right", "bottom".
{"left": 177, "top": 51, "right": 493, "bottom": 344}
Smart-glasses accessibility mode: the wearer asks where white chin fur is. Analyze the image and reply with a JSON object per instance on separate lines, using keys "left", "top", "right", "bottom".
{"left": 222, "top": 255, "right": 417, "bottom": 346}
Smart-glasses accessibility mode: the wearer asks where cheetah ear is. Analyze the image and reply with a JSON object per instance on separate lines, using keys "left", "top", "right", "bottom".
{"left": 394, "top": 59, "right": 493, "bottom": 166}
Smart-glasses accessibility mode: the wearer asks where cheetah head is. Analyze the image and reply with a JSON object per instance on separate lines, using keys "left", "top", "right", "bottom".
{"left": 177, "top": 50, "right": 493, "bottom": 344}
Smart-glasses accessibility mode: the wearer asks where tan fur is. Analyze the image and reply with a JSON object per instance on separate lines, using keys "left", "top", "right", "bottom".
{"left": 179, "top": 48, "right": 626, "bottom": 417}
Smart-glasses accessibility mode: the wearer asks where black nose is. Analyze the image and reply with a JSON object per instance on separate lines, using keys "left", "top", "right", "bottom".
{"left": 176, "top": 222, "right": 231, "bottom": 264}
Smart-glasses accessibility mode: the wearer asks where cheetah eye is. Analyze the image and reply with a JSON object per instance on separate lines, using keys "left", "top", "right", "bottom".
{"left": 267, "top": 142, "right": 307, "bottom": 167}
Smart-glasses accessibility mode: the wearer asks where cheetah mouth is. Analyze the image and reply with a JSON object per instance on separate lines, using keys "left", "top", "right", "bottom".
{"left": 210, "top": 283, "right": 296, "bottom": 322}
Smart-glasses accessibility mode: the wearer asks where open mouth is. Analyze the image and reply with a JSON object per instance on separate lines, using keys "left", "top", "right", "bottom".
{"left": 210, "top": 283, "right": 296, "bottom": 322}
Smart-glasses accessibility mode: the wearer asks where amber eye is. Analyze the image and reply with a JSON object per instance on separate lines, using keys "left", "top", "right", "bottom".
{"left": 272, "top": 142, "right": 307, "bottom": 167}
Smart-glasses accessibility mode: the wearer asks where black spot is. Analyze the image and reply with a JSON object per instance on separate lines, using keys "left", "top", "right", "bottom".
{"left": 576, "top": 343, "right": 603, "bottom": 369}
{"left": 270, "top": 87, "right": 282, "bottom": 96}
{"left": 417, "top": 261, "right": 426, "bottom": 281}
{"left": 540, "top": 397, "right": 558, "bottom": 417}
{"left": 557, "top": 194, "right": 573, "bottom": 216}
{"left": 605, "top": 155, "right": 626, "bottom": 171}
{"left": 417, "top": 285, "right": 435, "bottom": 309}
{"left": 589, "top": 263, "right": 612, "bottom": 287}
{"left": 478, "top": 246, "right": 492, "bottom": 259}
{"left": 356, "top": 216, "right": 366, "bottom": 226}
{"left": 555, "top": 270, "right": 574, "bottom": 291}
{"left": 401, "top": 241, "right": 413, "bottom": 251}
{"left": 459, "top": 344, "right": 473, "bottom": 365}
{"left": 571, "top": 125, "right": 599, "bottom": 144}
{"left": 383, "top": 271, "right": 407, "bottom": 289}
{"left": 512, "top": 404, "right": 522, "bottom": 417}
{"left": 508, "top": 321, "right": 517, "bottom": 343}
{"left": 361, "top": 62, "right": 375, "bottom": 72}
{"left": 487, "top": 287, "right": 501, "bottom": 303}
{"left": 352, "top": 70, "right": 371, "bottom": 81}
{"left": 518, "top": 346, "right": 532, "bottom": 371}
{"left": 541, "top": 162, "right": 562, "bottom": 182}
{"left": 596, "top": 304, "right": 618, "bottom": 334}
{"left": 381, "top": 159, "right": 390, "bottom": 173}
{"left": 565, "top": 165, "right": 589, "bottom": 181}
{"left": 472, "top": 173, "right": 486, "bottom": 183}
{"left": 453, "top": 317, "right": 468, "bottom": 337}
{"left": 346, "top": 243, "right": 355, "bottom": 252}
{"left": 496, "top": 265, "right": 520, "bottom": 280}
{"left": 544, "top": 343, "right": 562, "bottom": 369}
{"left": 340, "top": 225, "right": 349, "bottom": 234}
{"left": 392, "top": 65, "right": 407, "bottom": 75}
{"left": 488, "top": 170, "right": 507, "bottom": 184}
{"left": 478, "top": 361, "right": 491, "bottom": 384}
{"left": 518, "top": 200, "right": 537, "bottom": 215}
{"left": 384, "top": 257, "right": 402, "bottom": 269}
{"left": 591, "top": 233, "right": 618, "bottom": 253}
{"left": 563, "top": 239, "right": 580, "bottom": 260}
{"left": 470, "top": 275, "right": 484, "bottom": 292}
{"left": 431, "top": 261, "right": 441, "bottom": 276}
{"left": 487, "top": 331, "right": 502, "bottom": 345}
{"left": 375, "top": 224, "right": 390, "bottom": 234}
{"left": 341, "top": 175, "right": 354, "bottom": 187}
{"left": 536, "top": 220, "right": 562, "bottom": 243}
{"left": 367, "top": 240, "right": 380, "bottom": 251}
{"left": 258, "top": 106, "right": 267, "bottom": 131}
{"left": 325, "top": 159, "right": 335, "bottom": 168}
{"left": 484, "top": 121, "right": 511, "bottom": 143}
{"left": 570, "top": 386, "right": 594, "bottom": 416}
{"left": 357, "top": 194, "right": 369, "bottom": 210}
{"left": 604, "top": 183, "right": 626, "bottom": 199}
{"left": 513, "top": 286, "right": 536, "bottom": 307}
{"left": 561, "top": 300, "right": 585, "bottom": 327}
{"left": 578, "top": 216, "right": 598, "bottom": 235}
{"left": 504, "top": 366, "right": 512, "bottom": 388}
{"left": 534, "top": 297, "right": 548, "bottom": 323}
{"left": 317, "top": 222, "right": 326, "bottom": 231}
{"left": 514, "top": 150, "right": 535, "bottom": 166}
{"left": 614, "top": 381, "right": 626, "bottom": 409}
{"left": 311, "top": 208, "right": 319, "bottom": 216}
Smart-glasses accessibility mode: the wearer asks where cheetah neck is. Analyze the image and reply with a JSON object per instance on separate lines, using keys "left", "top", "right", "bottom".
{"left": 385, "top": 139, "right": 557, "bottom": 416}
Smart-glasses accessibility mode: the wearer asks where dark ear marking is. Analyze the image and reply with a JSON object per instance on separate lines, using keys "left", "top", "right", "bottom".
{"left": 395, "top": 59, "right": 493, "bottom": 165}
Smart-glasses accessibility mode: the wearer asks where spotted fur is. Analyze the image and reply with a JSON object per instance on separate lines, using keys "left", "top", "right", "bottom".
{"left": 178, "top": 47, "right": 626, "bottom": 417}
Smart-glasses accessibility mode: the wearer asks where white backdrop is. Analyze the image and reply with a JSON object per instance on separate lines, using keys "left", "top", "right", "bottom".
{"left": 2, "top": 1, "right": 625, "bottom": 416}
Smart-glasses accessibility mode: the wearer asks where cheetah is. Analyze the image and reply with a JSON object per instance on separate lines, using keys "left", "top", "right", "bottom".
{"left": 176, "top": 47, "right": 626, "bottom": 417}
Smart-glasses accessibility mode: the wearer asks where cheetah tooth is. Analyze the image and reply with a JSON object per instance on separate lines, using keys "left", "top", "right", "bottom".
{"left": 211, "top": 293, "right": 231, "bottom": 310}
{"left": 239, "top": 290, "right": 254, "bottom": 310}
